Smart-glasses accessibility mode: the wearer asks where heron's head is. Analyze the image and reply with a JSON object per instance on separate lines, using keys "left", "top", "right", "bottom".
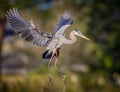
{"left": 74, "top": 29, "right": 90, "bottom": 41}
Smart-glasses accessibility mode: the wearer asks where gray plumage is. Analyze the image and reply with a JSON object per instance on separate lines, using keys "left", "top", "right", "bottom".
{"left": 6, "top": 8, "right": 53, "bottom": 47}
{"left": 54, "top": 11, "right": 73, "bottom": 34}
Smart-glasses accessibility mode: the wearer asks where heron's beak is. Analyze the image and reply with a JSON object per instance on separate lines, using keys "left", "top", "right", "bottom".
{"left": 79, "top": 34, "right": 90, "bottom": 41}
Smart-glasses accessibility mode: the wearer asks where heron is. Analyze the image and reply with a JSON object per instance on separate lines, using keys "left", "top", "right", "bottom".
{"left": 6, "top": 8, "right": 90, "bottom": 74}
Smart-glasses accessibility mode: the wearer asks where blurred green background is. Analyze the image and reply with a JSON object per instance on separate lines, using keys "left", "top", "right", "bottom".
{"left": 0, "top": 0, "right": 120, "bottom": 92}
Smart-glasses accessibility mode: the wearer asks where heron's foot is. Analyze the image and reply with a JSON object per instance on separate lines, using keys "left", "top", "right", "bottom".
{"left": 48, "top": 77, "right": 53, "bottom": 86}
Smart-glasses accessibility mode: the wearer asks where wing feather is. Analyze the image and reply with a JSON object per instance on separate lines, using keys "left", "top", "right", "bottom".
{"left": 54, "top": 11, "right": 73, "bottom": 36}
{"left": 6, "top": 8, "right": 53, "bottom": 47}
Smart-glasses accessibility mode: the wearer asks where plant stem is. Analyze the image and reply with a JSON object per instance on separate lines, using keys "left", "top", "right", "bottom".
{"left": 63, "top": 75, "right": 66, "bottom": 92}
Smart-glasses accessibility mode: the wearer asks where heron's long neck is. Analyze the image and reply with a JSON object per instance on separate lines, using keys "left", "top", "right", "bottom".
{"left": 64, "top": 31, "right": 77, "bottom": 44}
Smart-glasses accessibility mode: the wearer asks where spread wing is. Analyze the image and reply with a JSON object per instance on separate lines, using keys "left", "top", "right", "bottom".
{"left": 6, "top": 8, "right": 53, "bottom": 47}
{"left": 54, "top": 11, "right": 73, "bottom": 36}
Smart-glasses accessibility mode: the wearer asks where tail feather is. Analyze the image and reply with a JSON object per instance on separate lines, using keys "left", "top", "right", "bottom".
{"left": 42, "top": 50, "right": 52, "bottom": 59}
{"left": 42, "top": 48, "right": 60, "bottom": 59}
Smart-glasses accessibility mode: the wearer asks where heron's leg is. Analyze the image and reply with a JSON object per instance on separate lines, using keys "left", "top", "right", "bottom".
{"left": 48, "top": 49, "right": 57, "bottom": 76}
{"left": 54, "top": 57, "right": 58, "bottom": 69}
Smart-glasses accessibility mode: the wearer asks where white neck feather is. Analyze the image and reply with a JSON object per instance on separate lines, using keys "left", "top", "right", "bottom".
{"left": 63, "top": 31, "right": 77, "bottom": 44}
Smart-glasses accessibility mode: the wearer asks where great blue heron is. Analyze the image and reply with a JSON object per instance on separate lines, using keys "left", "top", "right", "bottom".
{"left": 6, "top": 8, "right": 90, "bottom": 72}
